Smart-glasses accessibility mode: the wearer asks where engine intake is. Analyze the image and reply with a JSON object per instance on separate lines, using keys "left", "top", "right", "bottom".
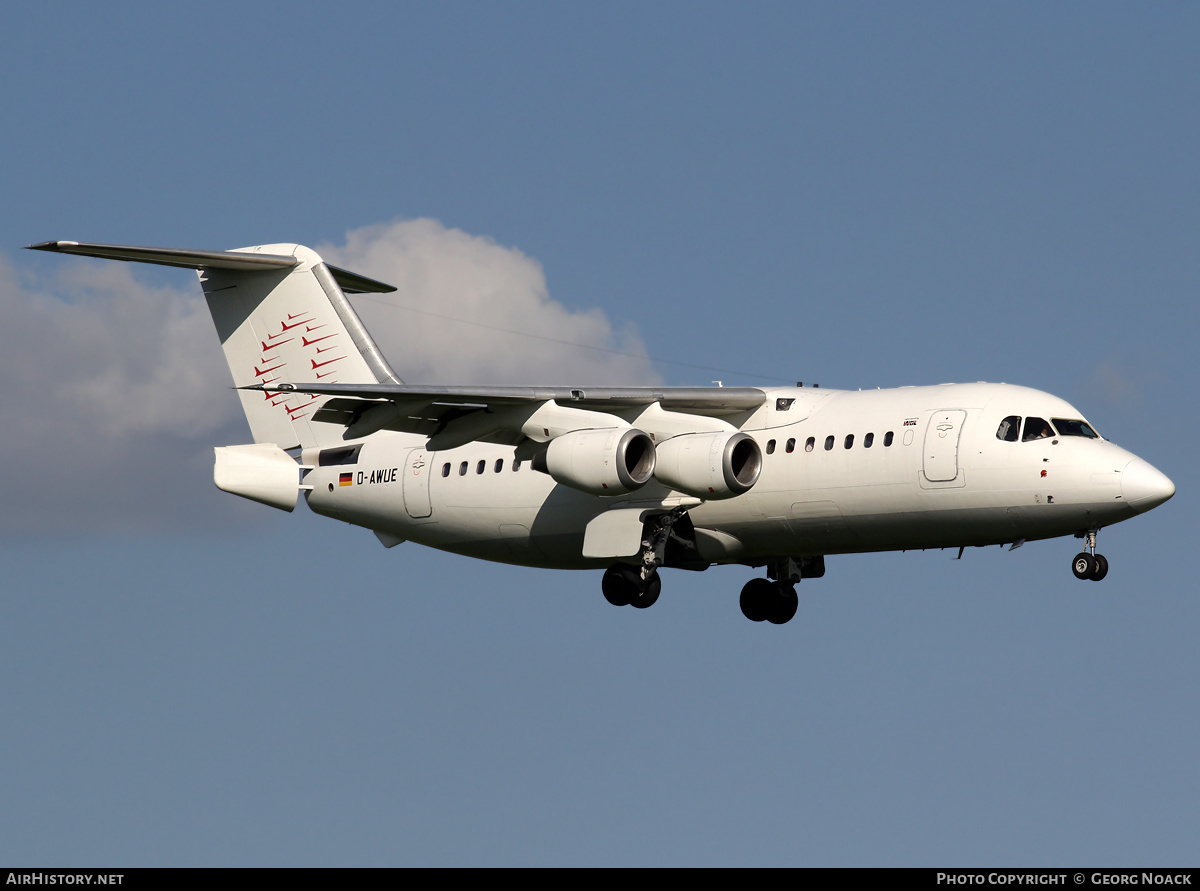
{"left": 653, "top": 431, "right": 761, "bottom": 499}
{"left": 537, "top": 427, "right": 656, "bottom": 496}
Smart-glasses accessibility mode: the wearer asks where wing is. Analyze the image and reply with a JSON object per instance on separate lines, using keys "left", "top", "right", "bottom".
{"left": 242, "top": 381, "right": 767, "bottom": 448}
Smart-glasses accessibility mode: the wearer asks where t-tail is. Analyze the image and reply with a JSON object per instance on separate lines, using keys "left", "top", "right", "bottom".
{"left": 27, "top": 240, "right": 400, "bottom": 451}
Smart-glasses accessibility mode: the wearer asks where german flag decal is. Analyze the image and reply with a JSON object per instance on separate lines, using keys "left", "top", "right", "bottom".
{"left": 339, "top": 472, "right": 353, "bottom": 487}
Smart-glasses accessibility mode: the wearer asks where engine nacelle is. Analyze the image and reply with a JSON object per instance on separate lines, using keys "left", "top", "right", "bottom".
{"left": 653, "top": 431, "right": 762, "bottom": 499}
{"left": 538, "top": 427, "right": 656, "bottom": 496}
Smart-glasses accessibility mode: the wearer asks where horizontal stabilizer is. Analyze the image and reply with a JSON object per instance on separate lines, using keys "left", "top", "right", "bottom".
{"left": 324, "top": 264, "right": 398, "bottom": 294}
{"left": 26, "top": 241, "right": 396, "bottom": 293}
{"left": 28, "top": 240, "right": 298, "bottom": 271}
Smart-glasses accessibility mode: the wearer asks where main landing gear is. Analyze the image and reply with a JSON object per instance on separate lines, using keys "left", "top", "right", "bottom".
{"left": 602, "top": 563, "right": 661, "bottom": 608}
{"left": 1071, "top": 529, "right": 1109, "bottom": 582}
{"left": 601, "top": 509, "right": 685, "bottom": 610}
{"left": 599, "top": 512, "right": 815, "bottom": 624}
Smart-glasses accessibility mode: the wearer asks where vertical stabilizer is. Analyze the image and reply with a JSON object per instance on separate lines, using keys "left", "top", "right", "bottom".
{"left": 26, "top": 240, "right": 401, "bottom": 450}
{"left": 199, "top": 243, "right": 400, "bottom": 449}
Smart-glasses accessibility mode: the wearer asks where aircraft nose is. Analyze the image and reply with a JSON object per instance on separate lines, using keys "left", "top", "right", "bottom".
{"left": 1121, "top": 458, "right": 1175, "bottom": 513}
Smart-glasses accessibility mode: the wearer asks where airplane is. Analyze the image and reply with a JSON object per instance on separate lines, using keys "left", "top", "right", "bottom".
{"left": 29, "top": 239, "right": 1176, "bottom": 625}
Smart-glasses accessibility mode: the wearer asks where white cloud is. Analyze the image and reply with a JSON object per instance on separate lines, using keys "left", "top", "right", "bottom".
{"left": 320, "top": 219, "right": 659, "bottom": 386}
{"left": 0, "top": 220, "right": 658, "bottom": 535}
{"left": 0, "top": 254, "right": 247, "bottom": 535}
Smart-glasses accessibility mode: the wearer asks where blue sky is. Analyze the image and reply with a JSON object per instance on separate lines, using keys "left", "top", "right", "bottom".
{"left": 1, "top": 2, "right": 1196, "bottom": 866}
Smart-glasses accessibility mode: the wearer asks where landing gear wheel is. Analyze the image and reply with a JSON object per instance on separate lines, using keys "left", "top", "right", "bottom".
{"left": 1072, "top": 553, "right": 1095, "bottom": 580}
{"left": 602, "top": 564, "right": 640, "bottom": 606}
{"left": 603, "top": 564, "right": 661, "bottom": 608}
{"left": 629, "top": 572, "right": 661, "bottom": 609}
{"left": 766, "top": 583, "right": 799, "bottom": 625}
{"left": 740, "top": 578, "right": 774, "bottom": 622}
{"left": 1089, "top": 553, "right": 1109, "bottom": 582}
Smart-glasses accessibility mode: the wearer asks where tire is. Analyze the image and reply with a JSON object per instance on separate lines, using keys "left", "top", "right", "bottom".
{"left": 1089, "top": 553, "right": 1109, "bottom": 582}
{"left": 766, "top": 583, "right": 799, "bottom": 625}
{"left": 739, "top": 578, "right": 773, "bottom": 622}
{"left": 602, "top": 564, "right": 638, "bottom": 606}
{"left": 629, "top": 572, "right": 661, "bottom": 609}
{"left": 1072, "top": 553, "right": 1095, "bottom": 580}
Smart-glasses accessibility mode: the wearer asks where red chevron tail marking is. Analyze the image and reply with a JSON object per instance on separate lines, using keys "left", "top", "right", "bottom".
{"left": 279, "top": 316, "right": 315, "bottom": 332}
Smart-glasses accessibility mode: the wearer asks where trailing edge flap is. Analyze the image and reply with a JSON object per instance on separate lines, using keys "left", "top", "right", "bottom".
{"left": 25, "top": 241, "right": 397, "bottom": 293}
{"left": 583, "top": 509, "right": 649, "bottom": 559}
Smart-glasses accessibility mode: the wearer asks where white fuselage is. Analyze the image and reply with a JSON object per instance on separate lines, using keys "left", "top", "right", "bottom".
{"left": 302, "top": 383, "right": 1168, "bottom": 569}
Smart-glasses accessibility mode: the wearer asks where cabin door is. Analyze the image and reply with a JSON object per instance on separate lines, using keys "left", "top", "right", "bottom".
{"left": 923, "top": 410, "right": 966, "bottom": 482}
{"left": 403, "top": 449, "right": 433, "bottom": 519}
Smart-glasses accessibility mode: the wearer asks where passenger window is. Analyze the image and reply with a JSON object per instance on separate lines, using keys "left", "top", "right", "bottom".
{"left": 884, "top": 431, "right": 894, "bottom": 447}
{"left": 513, "top": 459, "right": 522, "bottom": 471}
{"left": 442, "top": 463, "right": 450, "bottom": 477}
{"left": 495, "top": 458, "right": 504, "bottom": 472}
{"left": 459, "top": 461, "right": 468, "bottom": 476}
{"left": 766, "top": 440, "right": 776, "bottom": 455}
{"left": 864, "top": 433, "right": 874, "bottom": 448}
{"left": 824, "top": 435, "right": 835, "bottom": 451}
{"left": 805, "top": 437, "right": 815, "bottom": 452}
{"left": 786, "top": 438, "right": 796, "bottom": 453}
{"left": 1022, "top": 417, "right": 1054, "bottom": 442}
{"left": 844, "top": 434, "right": 854, "bottom": 449}
{"left": 996, "top": 416, "right": 1020, "bottom": 442}
{"left": 476, "top": 460, "right": 486, "bottom": 474}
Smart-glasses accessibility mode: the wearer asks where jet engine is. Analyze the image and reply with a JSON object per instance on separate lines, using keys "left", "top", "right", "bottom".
{"left": 653, "top": 431, "right": 762, "bottom": 499}
{"left": 536, "top": 427, "right": 656, "bottom": 496}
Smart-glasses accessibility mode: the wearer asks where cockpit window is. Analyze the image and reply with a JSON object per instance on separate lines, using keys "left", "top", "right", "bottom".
{"left": 1022, "top": 417, "right": 1054, "bottom": 442}
{"left": 1052, "top": 418, "right": 1099, "bottom": 439}
{"left": 996, "top": 416, "right": 1020, "bottom": 442}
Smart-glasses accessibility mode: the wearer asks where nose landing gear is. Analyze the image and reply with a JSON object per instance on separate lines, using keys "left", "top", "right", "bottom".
{"left": 1071, "top": 529, "right": 1109, "bottom": 581}
{"left": 739, "top": 557, "right": 806, "bottom": 625}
